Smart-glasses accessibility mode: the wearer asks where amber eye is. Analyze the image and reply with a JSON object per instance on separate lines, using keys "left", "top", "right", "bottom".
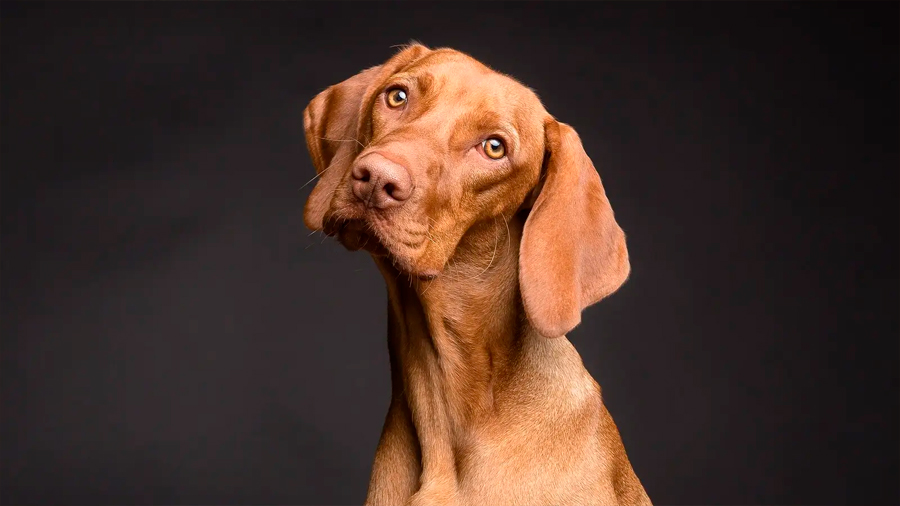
{"left": 482, "top": 138, "right": 506, "bottom": 159}
{"left": 386, "top": 87, "right": 408, "bottom": 108}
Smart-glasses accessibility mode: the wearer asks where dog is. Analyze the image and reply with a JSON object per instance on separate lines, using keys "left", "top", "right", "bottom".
{"left": 302, "top": 43, "right": 651, "bottom": 506}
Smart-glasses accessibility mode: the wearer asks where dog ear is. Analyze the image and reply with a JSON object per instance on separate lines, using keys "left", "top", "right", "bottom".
{"left": 519, "top": 120, "right": 630, "bottom": 338}
{"left": 303, "top": 43, "right": 431, "bottom": 230}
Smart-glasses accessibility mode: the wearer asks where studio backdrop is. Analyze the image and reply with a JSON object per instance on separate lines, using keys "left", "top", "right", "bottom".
{"left": 2, "top": 2, "right": 897, "bottom": 505}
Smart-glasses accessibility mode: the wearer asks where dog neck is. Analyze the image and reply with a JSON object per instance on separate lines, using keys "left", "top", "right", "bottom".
{"left": 373, "top": 213, "right": 529, "bottom": 478}
{"left": 370, "top": 210, "right": 607, "bottom": 492}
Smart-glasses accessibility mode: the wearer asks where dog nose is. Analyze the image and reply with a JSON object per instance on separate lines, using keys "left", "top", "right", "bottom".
{"left": 351, "top": 154, "right": 413, "bottom": 209}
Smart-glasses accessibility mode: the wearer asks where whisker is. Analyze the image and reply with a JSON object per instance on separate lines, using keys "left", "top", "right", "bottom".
{"left": 298, "top": 151, "right": 353, "bottom": 190}
{"left": 439, "top": 252, "right": 452, "bottom": 276}
{"left": 421, "top": 276, "right": 435, "bottom": 296}
{"left": 304, "top": 229, "right": 323, "bottom": 249}
{"left": 502, "top": 212, "right": 512, "bottom": 256}
{"left": 425, "top": 217, "right": 440, "bottom": 243}
{"left": 468, "top": 218, "right": 500, "bottom": 281}
{"left": 445, "top": 257, "right": 457, "bottom": 280}
{"left": 314, "top": 135, "right": 366, "bottom": 150}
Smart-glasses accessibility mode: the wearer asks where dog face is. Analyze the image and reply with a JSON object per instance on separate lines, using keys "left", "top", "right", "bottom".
{"left": 304, "top": 44, "right": 630, "bottom": 337}
{"left": 308, "top": 46, "right": 546, "bottom": 279}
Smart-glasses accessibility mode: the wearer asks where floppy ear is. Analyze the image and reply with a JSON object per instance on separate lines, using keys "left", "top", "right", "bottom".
{"left": 303, "top": 43, "right": 431, "bottom": 230}
{"left": 519, "top": 120, "right": 630, "bottom": 338}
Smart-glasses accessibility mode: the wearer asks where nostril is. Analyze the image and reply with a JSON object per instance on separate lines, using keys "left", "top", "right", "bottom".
{"left": 352, "top": 165, "right": 371, "bottom": 182}
{"left": 352, "top": 156, "right": 412, "bottom": 207}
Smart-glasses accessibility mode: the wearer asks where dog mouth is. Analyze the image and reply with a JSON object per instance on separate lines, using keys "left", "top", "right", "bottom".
{"left": 321, "top": 214, "right": 438, "bottom": 280}
{"left": 323, "top": 216, "right": 389, "bottom": 256}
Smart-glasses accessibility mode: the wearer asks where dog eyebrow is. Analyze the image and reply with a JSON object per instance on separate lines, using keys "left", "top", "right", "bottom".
{"left": 451, "top": 112, "right": 520, "bottom": 154}
{"left": 494, "top": 121, "right": 520, "bottom": 154}
{"left": 414, "top": 73, "right": 435, "bottom": 96}
{"left": 387, "top": 72, "right": 436, "bottom": 97}
{"left": 384, "top": 72, "right": 438, "bottom": 117}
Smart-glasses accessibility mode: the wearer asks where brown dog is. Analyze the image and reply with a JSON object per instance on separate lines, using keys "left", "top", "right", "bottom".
{"left": 303, "top": 44, "right": 651, "bottom": 506}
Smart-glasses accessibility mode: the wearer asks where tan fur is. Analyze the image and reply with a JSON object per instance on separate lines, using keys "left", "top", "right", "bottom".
{"left": 303, "top": 44, "right": 651, "bottom": 506}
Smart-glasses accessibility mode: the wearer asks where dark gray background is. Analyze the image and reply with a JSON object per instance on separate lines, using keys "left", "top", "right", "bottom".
{"left": 2, "top": 2, "right": 897, "bottom": 505}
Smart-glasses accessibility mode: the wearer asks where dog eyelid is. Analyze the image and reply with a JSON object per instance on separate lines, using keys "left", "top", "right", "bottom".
{"left": 477, "top": 136, "right": 509, "bottom": 160}
{"left": 384, "top": 85, "right": 409, "bottom": 108}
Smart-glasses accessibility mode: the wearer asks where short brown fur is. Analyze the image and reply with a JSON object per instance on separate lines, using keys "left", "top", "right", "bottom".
{"left": 303, "top": 44, "right": 651, "bottom": 506}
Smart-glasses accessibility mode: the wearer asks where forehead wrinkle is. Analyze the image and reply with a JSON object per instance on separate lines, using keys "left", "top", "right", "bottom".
{"left": 415, "top": 72, "right": 436, "bottom": 96}
{"left": 449, "top": 109, "right": 499, "bottom": 147}
{"left": 448, "top": 109, "right": 521, "bottom": 154}
{"left": 390, "top": 71, "right": 437, "bottom": 94}
{"left": 497, "top": 120, "right": 520, "bottom": 155}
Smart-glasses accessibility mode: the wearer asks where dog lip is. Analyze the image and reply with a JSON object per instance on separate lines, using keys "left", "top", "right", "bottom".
{"left": 335, "top": 222, "right": 389, "bottom": 255}
{"left": 323, "top": 211, "right": 437, "bottom": 277}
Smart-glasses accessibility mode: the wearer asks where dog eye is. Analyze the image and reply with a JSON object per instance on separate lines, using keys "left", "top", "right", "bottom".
{"left": 385, "top": 87, "right": 408, "bottom": 108}
{"left": 482, "top": 138, "right": 506, "bottom": 159}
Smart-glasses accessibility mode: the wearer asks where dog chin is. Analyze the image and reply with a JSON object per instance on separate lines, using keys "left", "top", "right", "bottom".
{"left": 326, "top": 218, "right": 438, "bottom": 280}
{"left": 333, "top": 224, "right": 389, "bottom": 256}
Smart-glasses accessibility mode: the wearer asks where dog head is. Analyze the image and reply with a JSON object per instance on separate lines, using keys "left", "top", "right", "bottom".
{"left": 303, "top": 44, "right": 629, "bottom": 338}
